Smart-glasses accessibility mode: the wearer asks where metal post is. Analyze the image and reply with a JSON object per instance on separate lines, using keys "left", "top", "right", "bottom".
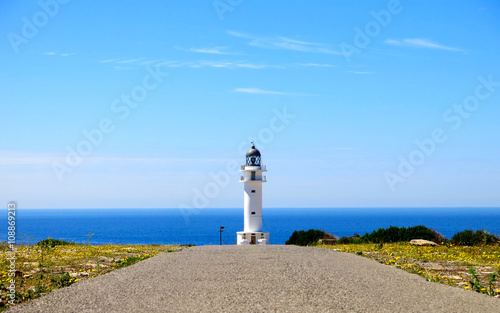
{"left": 219, "top": 226, "right": 224, "bottom": 245}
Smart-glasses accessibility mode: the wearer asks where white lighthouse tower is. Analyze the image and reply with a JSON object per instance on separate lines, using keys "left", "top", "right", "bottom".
{"left": 237, "top": 143, "right": 270, "bottom": 245}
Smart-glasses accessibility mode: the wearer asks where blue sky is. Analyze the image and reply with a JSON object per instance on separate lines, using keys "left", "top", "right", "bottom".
{"left": 1, "top": 0, "right": 499, "bottom": 209}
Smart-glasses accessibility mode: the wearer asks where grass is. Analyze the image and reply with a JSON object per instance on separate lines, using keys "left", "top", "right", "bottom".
{"left": 318, "top": 243, "right": 500, "bottom": 297}
{"left": 0, "top": 242, "right": 186, "bottom": 310}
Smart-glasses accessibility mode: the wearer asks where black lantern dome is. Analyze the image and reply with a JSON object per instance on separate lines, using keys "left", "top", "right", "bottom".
{"left": 246, "top": 144, "right": 261, "bottom": 166}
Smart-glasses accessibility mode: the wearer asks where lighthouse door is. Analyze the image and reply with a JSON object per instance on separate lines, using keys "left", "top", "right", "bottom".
{"left": 251, "top": 235, "right": 256, "bottom": 244}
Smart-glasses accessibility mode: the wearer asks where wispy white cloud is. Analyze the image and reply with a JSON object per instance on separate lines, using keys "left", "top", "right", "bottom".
{"left": 157, "top": 60, "right": 274, "bottom": 69}
{"left": 197, "top": 61, "right": 234, "bottom": 68}
{"left": 384, "top": 38, "right": 464, "bottom": 52}
{"left": 0, "top": 151, "right": 230, "bottom": 167}
{"left": 100, "top": 58, "right": 272, "bottom": 69}
{"left": 298, "top": 63, "right": 335, "bottom": 68}
{"left": 227, "top": 30, "right": 342, "bottom": 55}
{"left": 347, "top": 71, "right": 374, "bottom": 74}
{"left": 100, "top": 58, "right": 144, "bottom": 64}
{"left": 139, "top": 59, "right": 163, "bottom": 65}
{"left": 44, "top": 52, "right": 76, "bottom": 56}
{"left": 114, "top": 66, "right": 134, "bottom": 70}
{"left": 155, "top": 60, "right": 184, "bottom": 67}
{"left": 0, "top": 153, "right": 52, "bottom": 165}
{"left": 100, "top": 58, "right": 119, "bottom": 63}
{"left": 101, "top": 58, "right": 335, "bottom": 70}
{"left": 235, "top": 63, "right": 269, "bottom": 69}
{"left": 184, "top": 46, "right": 234, "bottom": 55}
{"left": 234, "top": 87, "right": 320, "bottom": 96}
{"left": 234, "top": 88, "right": 291, "bottom": 95}
{"left": 116, "top": 58, "right": 144, "bottom": 64}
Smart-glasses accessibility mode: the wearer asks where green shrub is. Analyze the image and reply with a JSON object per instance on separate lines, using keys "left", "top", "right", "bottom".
{"left": 37, "top": 238, "right": 74, "bottom": 248}
{"left": 450, "top": 230, "right": 499, "bottom": 246}
{"left": 116, "top": 256, "right": 144, "bottom": 268}
{"left": 338, "top": 233, "right": 362, "bottom": 244}
{"left": 285, "top": 229, "right": 335, "bottom": 246}
{"left": 359, "top": 225, "right": 446, "bottom": 243}
{"left": 338, "top": 237, "right": 350, "bottom": 244}
{"left": 50, "top": 273, "right": 74, "bottom": 288}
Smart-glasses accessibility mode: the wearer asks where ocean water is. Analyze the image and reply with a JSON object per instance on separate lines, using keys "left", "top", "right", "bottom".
{"left": 8, "top": 208, "right": 500, "bottom": 246}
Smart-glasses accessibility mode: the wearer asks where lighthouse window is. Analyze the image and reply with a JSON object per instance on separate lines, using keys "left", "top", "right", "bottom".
{"left": 251, "top": 212, "right": 255, "bottom": 215}
{"left": 251, "top": 171, "right": 256, "bottom": 180}
{"left": 251, "top": 190, "right": 256, "bottom": 193}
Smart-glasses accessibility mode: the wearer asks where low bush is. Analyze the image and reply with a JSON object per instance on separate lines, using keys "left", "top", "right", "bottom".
{"left": 50, "top": 272, "right": 75, "bottom": 288}
{"left": 338, "top": 233, "right": 362, "bottom": 244}
{"left": 359, "top": 225, "right": 446, "bottom": 244}
{"left": 450, "top": 230, "right": 499, "bottom": 246}
{"left": 36, "top": 238, "right": 74, "bottom": 248}
{"left": 286, "top": 229, "right": 335, "bottom": 246}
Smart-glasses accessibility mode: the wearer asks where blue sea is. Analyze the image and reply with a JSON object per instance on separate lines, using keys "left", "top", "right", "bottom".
{"left": 7, "top": 208, "right": 500, "bottom": 246}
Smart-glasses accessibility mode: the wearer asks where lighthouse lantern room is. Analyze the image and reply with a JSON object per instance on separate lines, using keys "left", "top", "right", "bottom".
{"left": 237, "top": 143, "right": 270, "bottom": 245}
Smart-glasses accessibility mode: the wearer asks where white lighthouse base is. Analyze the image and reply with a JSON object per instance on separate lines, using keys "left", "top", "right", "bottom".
{"left": 237, "top": 231, "right": 270, "bottom": 245}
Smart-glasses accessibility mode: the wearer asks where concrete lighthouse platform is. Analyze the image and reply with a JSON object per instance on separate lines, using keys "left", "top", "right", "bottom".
{"left": 236, "top": 231, "right": 269, "bottom": 245}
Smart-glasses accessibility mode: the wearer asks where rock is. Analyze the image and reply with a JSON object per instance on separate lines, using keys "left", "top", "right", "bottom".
{"left": 318, "top": 239, "right": 337, "bottom": 245}
{"left": 409, "top": 239, "right": 438, "bottom": 246}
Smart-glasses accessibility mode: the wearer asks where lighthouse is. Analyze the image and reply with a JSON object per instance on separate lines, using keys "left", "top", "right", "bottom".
{"left": 236, "top": 143, "right": 270, "bottom": 245}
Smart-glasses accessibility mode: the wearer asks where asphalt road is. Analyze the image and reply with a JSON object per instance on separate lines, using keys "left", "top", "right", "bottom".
{"left": 10, "top": 245, "right": 500, "bottom": 312}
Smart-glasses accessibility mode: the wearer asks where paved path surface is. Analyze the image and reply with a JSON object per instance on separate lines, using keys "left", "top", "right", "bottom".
{"left": 10, "top": 245, "right": 500, "bottom": 312}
